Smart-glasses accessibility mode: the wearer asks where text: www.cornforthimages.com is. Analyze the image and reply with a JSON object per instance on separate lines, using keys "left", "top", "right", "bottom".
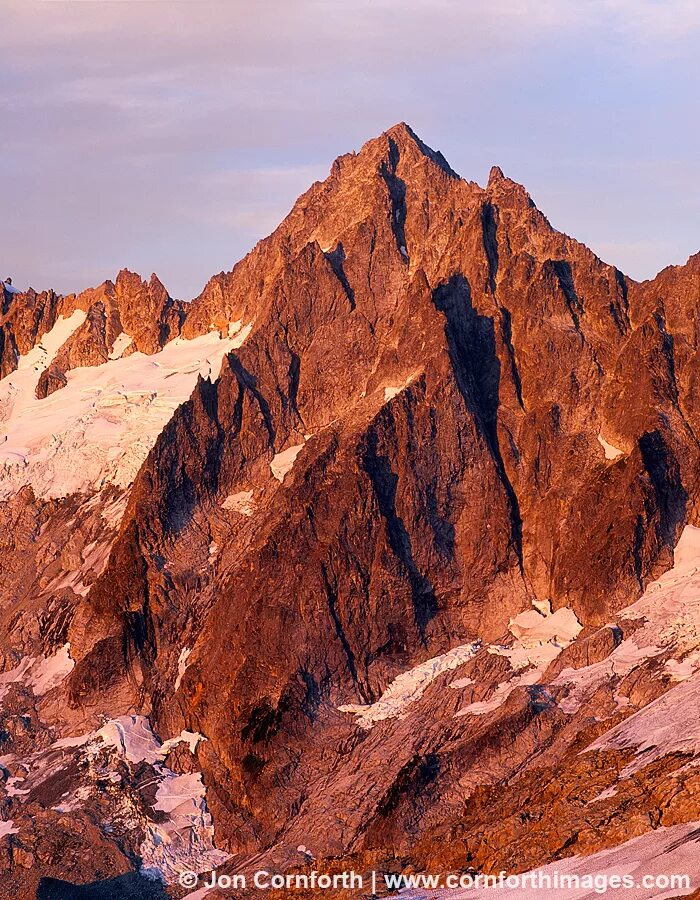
{"left": 179, "top": 869, "right": 693, "bottom": 893}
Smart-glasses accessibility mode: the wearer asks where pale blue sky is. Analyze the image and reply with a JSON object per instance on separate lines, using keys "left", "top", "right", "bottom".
{"left": 1, "top": 0, "right": 698, "bottom": 299}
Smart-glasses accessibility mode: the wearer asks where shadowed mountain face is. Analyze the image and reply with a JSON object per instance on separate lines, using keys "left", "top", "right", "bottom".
{"left": 37, "top": 874, "right": 168, "bottom": 900}
{"left": 1, "top": 124, "right": 700, "bottom": 898}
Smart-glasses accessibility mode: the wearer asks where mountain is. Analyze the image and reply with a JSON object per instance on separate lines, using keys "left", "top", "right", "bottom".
{"left": 1, "top": 123, "right": 700, "bottom": 898}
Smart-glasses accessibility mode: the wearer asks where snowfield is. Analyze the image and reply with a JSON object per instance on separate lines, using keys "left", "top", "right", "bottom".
{"left": 587, "top": 673, "right": 700, "bottom": 776}
{"left": 339, "top": 642, "right": 481, "bottom": 728}
{"left": 0, "top": 643, "right": 75, "bottom": 702}
{"left": 270, "top": 442, "right": 305, "bottom": 482}
{"left": 455, "top": 604, "right": 582, "bottom": 717}
{"left": 0, "top": 318, "right": 252, "bottom": 499}
{"left": 17, "top": 715, "right": 228, "bottom": 883}
{"left": 222, "top": 489, "right": 256, "bottom": 516}
{"left": 567, "top": 526, "right": 700, "bottom": 773}
{"left": 401, "top": 821, "right": 700, "bottom": 900}
{"left": 339, "top": 525, "right": 700, "bottom": 773}
{"left": 339, "top": 601, "right": 583, "bottom": 728}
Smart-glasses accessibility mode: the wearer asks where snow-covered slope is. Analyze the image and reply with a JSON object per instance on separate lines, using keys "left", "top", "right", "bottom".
{"left": 0, "top": 319, "right": 252, "bottom": 498}
{"left": 402, "top": 821, "right": 700, "bottom": 900}
{"left": 3, "top": 711, "right": 227, "bottom": 884}
{"left": 577, "top": 526, "right": 700, "bottom": 774}
{"left": 551, "top": 525, "right": 700, "bottom": 725}
{"left": 1, "top": 280, "right": 21, "bottom": 296}
{"left": 339, "top": 642, "right": 481, "bottom": 727}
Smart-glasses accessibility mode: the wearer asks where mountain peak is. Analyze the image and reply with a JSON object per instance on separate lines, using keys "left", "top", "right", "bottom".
{"left": 486, "top": 164, "right": 535, "bottom": 210}
{"left": 488, "top": 165, "right": 506, "bottom": 185}
{"left": 358, "top": 122, "right": 460, "bottom": 179}
{"left": 383, "top": 121, "right": 421, "bottom": 146}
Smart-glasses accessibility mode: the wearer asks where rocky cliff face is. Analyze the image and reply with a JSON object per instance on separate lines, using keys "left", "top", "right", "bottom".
{"left": 2, "top": 269, "right": 186, "bottom": 399}
{"left": 1, "top": 124, "right": 700, "bottom": 899}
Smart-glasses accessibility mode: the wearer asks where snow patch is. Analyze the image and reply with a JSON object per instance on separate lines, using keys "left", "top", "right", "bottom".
{"left": 98, "top": 491, "right": 129, "bottom": 528}
{"left": 22, "top": 310, "right": 86, "bottom": 375}
{"left": 0, "top": 820, "right": 18, "bottom": 838}
{"left": 588, "top": 784, "right": 618, "bottom": 804}
{"left": 0, "top": 657, "right": 34, "bottom": 702}
{"left": 229, "top": 321, "right": 252, "bottom": 345}
{"left": 509, "top": 605, "right": 582, "bottom": 647}
{"left": 665, "top": 654, "right": 700, "bottom": 681}
{"left": 5, "top": 777, "right": 29, "bottom": 797}
{"left": 0, "top": 326, "right": 253, "bottom": 499}
{"left": 182, "top": 887, "right": 216, "bottom": 900}
{"left": 598, "top": 433, "right": 624, "bottom": 460}
{"left": 0, "top": 644, "right": 74, "bottom": 702}
{"left": 96, "top": 716, "right": 164, "bottom": 764}
{"left": 339, "top": 643, "right": 481, "bottom": 728}
{"left": 52, "top": 784, "right": 92, "bottom": 813}
{"left": 160, "top": 730, "right": 203, "bottom": 757}
{"left": 270, "top": 443, "right": 305, "bottom": 483}
{"left": 532, "top": 598, "right": 552, "bottom": 616}
{"left": 175, "top": 647, "right": 192, "bottom": 692}
{"left": 382, "top": 372, "right": 420, "bottom": 404}
{"left": 108, "top": 332, "right": 133, "bottom": 360}
{"left": 450, "top": 676, "right": 475, "bottom": 690}
{"left": 27, "top": 643, "right": 75, "bottom": 695}
{"left": 456, "top": 664, "right": 555, "bottom": 717}
{"left": 49, "top": 535, "right": 116, "bottom": 597}
{"left": 222, "top": 489, "right": 255, "bottom": 516}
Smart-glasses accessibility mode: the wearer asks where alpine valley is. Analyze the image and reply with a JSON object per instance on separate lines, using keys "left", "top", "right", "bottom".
{"left": 1, "top": 124, "right": 700, "bottom": 899}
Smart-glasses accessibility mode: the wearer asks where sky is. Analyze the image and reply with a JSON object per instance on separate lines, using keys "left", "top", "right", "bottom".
{"left": 1, "top": 0, "right": 698, "bottom": 300}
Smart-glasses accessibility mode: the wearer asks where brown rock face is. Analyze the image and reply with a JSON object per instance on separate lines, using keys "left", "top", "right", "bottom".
{"left": 110, "top": 268, "right": 185, "bottom": 354}
{"left": 2, "top": 269, "right": 185, "bottom": 402}
{"left": 35, "top": 302, "right": 112, "bottom": 398}
{"left": 2, "top": 124, "right": 700, "bottom": 895}
{"left": 0, "top": 287, "right": 64, "bottom": 378}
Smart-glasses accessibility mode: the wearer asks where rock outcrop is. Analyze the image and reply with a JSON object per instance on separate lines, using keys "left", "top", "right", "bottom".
{"left": 2, "top": 269, "right": 186, "bottom": 400}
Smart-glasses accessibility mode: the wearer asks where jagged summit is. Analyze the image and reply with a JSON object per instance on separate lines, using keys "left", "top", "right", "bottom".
{"left": 488, "top": 164, "right": 506, "bottom": 185}
{"left": 326, "top": 122, "right": 462, "bottom": 189}
{"left": 379, "top": 121, "right": 461, "bottom": 178}
{"left": 3, "top": 126, "right": 535, "bottom": 313}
